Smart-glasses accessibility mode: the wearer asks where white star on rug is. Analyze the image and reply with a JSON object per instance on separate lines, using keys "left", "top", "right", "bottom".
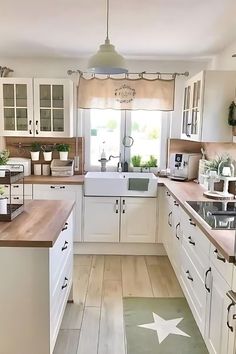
{"left": 138, "top": 312, "right": 190, "bottom": 344}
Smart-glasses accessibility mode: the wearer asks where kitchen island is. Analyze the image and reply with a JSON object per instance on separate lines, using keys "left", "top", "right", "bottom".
{"left": 0, "top": 200, "right": 74, "bottom": 354}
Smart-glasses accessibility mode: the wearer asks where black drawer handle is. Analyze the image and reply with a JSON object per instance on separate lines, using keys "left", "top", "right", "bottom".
{"left": 61, "top": 240, "right": 68, "bottom": 251}
{"left": 61, "top": 277, "right": 68, "bottom": 290}
{"left": 189, "top": 218, "right": 196, "bottom": 226}
{"left": 166, "top": 191, "right": 171, "bottom": 197}
{"left": 168, "top": 211, "right": 172, "bottom": 227}
{"left": 186, "top": 270, "right": 193, "bottom": 281}
{"left": 13, "top": 185, "right": 19, "bottom": 188}
{"left": 174, "top": 200, "right": 179, "bottom": 207}
{"left": 50, "top": 186, "right": 55, "bottom": 189}
{"left": 175, "top": 222, "right": 180, "bottom": 240}
{"left": 62, "top": 222, "right": 68, "bottom": 232}
{"left": 13, "top": 197, "right": 20, "bottom": 200}
{"left": 214, "top": 249, "right": 226, "bottom": 263}
{"left": 227, "top": 302, "right": 235, "bottom": 332}
{"left": 188, "top": 236, "right": 195, "bottom": 246}
{"left": 204, "top": 267, "right": 211, "bottom": 293}
{"left": 60, "top": 186, "right": 65, "bottom": 189}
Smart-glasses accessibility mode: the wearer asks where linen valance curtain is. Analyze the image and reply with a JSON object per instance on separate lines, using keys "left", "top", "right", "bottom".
{"left": 78, "top": 75, "right": 175, "bottom": 111}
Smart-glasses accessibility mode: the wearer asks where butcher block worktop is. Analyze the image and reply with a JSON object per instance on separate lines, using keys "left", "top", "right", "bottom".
{"left": 24, "top": 174, "right": 85, "bottom": 185}
{"left": 159, "top": 177, "right": 236, "bottom": 263}
{"left": 0, "top": 200, "right": 74, "bottom": 247}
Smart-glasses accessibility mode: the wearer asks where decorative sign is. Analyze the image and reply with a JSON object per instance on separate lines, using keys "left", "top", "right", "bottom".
{"left": 114, "top": 84, "right": 136, "bottom": 103}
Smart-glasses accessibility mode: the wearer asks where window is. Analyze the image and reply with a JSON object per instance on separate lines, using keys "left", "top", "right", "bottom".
{"left": 83, "top": 109, "right": 169, "bottom": 171}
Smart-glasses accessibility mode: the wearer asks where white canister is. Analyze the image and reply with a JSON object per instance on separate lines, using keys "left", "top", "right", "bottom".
{"left": 59, "top": 151, "right": 68, "bottom": 161}
{"left": 31, "top": 151, "right": 40, "bottom": 161}
{"left": 0, "top": 198, "right": 7, "bottom": 214}
{"left": 43, "top": 151, "right": 52, "bottom": 161}
{"left": 34, "top": 164, "right": 42, "bottom": 176}
{"left": 42, "top": 164, "right": 50, "bottom": 176}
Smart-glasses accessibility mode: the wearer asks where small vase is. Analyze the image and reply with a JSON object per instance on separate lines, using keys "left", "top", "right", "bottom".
{"left": 0, "top": 197, "right": 7, "bottom": 214}
{"left": 43, "top": 151, "right": 52, "bottom": 161}
{"left": 59, "top": 151, "right": 68, "bottom": 161}
{"left": 31, "top": 151, "right": 40, "bottom": 161}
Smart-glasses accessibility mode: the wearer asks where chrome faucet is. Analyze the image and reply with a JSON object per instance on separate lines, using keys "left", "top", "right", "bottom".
{"left": 108, "top": 154, "right": 122, "bottom": 172}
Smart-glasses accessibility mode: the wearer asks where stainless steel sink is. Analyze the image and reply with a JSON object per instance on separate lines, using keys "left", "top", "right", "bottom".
{"left": 84, "top": 172, "right": 158, "bottom": 197}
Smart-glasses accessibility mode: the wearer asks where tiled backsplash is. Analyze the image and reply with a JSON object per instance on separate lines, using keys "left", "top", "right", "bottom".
{"left": 5, "top": 137, "right": 84, "bottom": 175}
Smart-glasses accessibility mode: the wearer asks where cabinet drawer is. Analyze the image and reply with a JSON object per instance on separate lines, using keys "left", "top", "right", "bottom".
{"left": 210, "top": 244, "right": 233, "bottom": 285}
{"left": 180, "top": 246, "right": 207, "bottom": 335}
{"left": 181, "top": 209, "right": 210, "bottom": 272}
{"left": 50, "top": 255, "right": 73, "bottom": 348}
{"left": 3, "top": 183, "right": 32, "bottom": 196}
{"left": 50, "top": 213, "right": 73, "bottom": 294}
{"left": 33, "top": 184, "right": 76, "bottom": 199}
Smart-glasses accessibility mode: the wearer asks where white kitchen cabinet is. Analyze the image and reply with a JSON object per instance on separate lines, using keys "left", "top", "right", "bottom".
{"left": 181, "top": 70, "right": 236, "bottom": 142}
{"left": 33, "top": 184, "right": 82, "bottom": 242}
{"left": 33, "top": 78, "right": 74, "bottom": 137}
{"left": 205, "top": 265, "right": 231, "bottom": 354}
{"left": 0, "top": 78, "right": 74, "bottom": 137}
{"left": 0, "top": 78, "right": 34, "bottom": 136}
{"left": 120, "top": 197, "right": 157, "bottom": 243}
{"left": 83, "top": 197, "right": 120, "bottom": 242}
{"left": 0, "top": 212, "right": 73, "bottom": 354}
{"left": 227, "top": 291, "right": 236, "bottom": 354}
{"left": 83, "top": 196, "right": 157, "bottom": 243}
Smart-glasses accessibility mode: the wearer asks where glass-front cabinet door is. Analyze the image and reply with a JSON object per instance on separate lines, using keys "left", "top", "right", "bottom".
{"left": 34, "top": 79, "right": 74, "bottom": 137}
{"left": 181, "top": 71, "right": 203, "bottom": 141}
{"left": 0, "top": 78, "right": 33, "bottom": 136}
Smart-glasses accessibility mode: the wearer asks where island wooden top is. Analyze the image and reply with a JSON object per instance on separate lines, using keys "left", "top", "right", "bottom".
{"left": 24, "top": 175, "right": 85, "bottom": 185}
{"left": 0, "top": 200, "right": 75, "bottom": 248}
{"left": 159, "top": 177, "right": 236, "bottom": 263}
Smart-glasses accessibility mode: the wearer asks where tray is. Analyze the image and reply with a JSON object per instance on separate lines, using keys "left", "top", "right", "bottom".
{"left": 0, "top": 204, "right": 24, "bottom": 221}
{"left": 0, "top": 171, "right": 24, "bottom": 184}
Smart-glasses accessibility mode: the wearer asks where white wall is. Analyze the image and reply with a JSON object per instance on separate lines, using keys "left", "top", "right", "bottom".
{"left": 209, "top": 39, "right": 236, "bottom": 70}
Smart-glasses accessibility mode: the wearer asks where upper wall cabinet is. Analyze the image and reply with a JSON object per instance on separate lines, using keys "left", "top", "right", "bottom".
{"left": 0, "top": 78, "right": 74, "bottom": 137}
{"left": 181, "top": 70, "right": 236, "bottom": 142}
{"left": 0, "top": 78, "right": 34, "bottom": 136}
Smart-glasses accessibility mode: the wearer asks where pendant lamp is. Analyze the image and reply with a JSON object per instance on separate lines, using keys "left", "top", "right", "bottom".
{"left": 87, "top": 0, "right": 128, "bottom": 74}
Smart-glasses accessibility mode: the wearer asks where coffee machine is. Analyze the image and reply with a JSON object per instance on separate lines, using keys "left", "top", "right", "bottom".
{"left": 169, "top": 153, "right": 201, "bottom": 181}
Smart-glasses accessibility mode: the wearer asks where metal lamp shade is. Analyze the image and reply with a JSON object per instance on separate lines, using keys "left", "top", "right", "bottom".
{"left": 88, "top": 39, "right": 128, "bottom": 74}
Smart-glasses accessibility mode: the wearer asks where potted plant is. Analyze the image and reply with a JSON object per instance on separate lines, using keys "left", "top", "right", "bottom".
{"left": 30, "top": 142, "right": 41, "bottom": 161}
{"left": 0, "top": 185, "right": 7, "bottom": 214}
{"left": 147, "top": 155, "right": 158, "bottom": 173}
{"left": 228, "top": 101, "right": 236, "bottom": 135}
{"left": 41, "top": 144, "right": 53, "bottom": 161}
{"left": 131, "top": 155, "right": 141, "bottom": 172}
{"left": 57, "top": 144, "right": 70, "bottom": 160}
{"left": 0, "top": 150, "right": 9, "bottom": 177}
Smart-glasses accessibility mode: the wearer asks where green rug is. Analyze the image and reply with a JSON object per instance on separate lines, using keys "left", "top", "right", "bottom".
{"left": 123, "top": 297, "right": 208, "bottom": 354}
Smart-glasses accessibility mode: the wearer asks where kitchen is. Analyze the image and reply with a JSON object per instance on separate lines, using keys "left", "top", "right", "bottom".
{"left": 0, "top": 1, "right": 236, "bottom": 354}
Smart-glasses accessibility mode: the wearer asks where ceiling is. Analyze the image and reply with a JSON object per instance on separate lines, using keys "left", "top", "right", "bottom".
{"left": 1, "top": 0, "right": 236, "bottom": 59}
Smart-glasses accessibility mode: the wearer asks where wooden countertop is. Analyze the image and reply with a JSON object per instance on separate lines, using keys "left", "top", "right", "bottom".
{"left": 0, "top": 200, "right": 74, "bottom": 248}
{"left": 24, "top": 175, "right": 85, "bottom": 185}
{"left": 159, "top": 177, "right": 236, "bottom": 263}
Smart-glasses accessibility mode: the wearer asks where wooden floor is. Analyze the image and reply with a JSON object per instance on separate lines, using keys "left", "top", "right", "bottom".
{"left": 53, "top": 255, "right": 183, "bottom": 354}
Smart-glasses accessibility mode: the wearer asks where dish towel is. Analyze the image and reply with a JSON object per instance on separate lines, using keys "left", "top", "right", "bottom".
{"left": 128, "top": 178, "right": 149, "bottom": 191}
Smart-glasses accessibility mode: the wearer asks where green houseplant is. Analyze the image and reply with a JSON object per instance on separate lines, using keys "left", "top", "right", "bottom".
{"left": 57, "top": 144, "right": 70, "bottom": 161}
{"left": 0, "top": 150, "right": 9, "bottom": 177}
{"left": 41, "top": 144, "right": 54, "bottom": 161}
{"left": 131, "top": 155, "right": 142, "bottom": 172}
{"left": 147, "top": 155, "right": 158, "bottom": 173}
{"left": 30, "top": 142, "right": 41, "bottom": 161}
{"left": 228, "top": 101, "right": 236, "bottom": 135}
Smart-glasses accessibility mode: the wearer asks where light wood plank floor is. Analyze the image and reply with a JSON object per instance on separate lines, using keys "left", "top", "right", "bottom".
{"left": 53, "top": 255, "right": 183, "bottom": 354}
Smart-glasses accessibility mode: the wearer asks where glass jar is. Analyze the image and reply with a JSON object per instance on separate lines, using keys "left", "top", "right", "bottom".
{"left": 218, "top": 157, "right": 235, "bottom": 177}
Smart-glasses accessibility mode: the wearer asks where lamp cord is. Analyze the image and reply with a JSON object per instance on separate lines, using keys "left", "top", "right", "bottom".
{"left": 106, "top": 0, "right": 109, "bottom": 40}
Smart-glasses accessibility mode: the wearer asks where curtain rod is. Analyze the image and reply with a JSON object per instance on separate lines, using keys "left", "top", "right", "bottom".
{"left": 67, "top": 69, "right": 189, "bottom": 78}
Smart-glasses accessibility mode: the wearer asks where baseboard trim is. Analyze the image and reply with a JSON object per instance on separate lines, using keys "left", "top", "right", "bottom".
{"left": 74, "top": 242, "right": 166, "bottom": 255}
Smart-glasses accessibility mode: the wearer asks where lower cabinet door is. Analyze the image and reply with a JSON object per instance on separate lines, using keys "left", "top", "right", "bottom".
{"left": 205, "top": 265, "right": 230, "bottom": 354}
{"left": 83, "top": 197, "right": 120, "bottom": 242}
{"left": 120, "top": 197, "right": 157, "bottom": 243}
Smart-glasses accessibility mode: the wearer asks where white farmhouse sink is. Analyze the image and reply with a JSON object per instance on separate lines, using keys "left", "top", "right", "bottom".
{"left": 84, "top": 172, "right": 158, "bottom": 197}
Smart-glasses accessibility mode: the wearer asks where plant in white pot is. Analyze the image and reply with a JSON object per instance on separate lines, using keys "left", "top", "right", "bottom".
{"left": 0, "top": 150, "right": 9, "bottom": 177}
{"left": 41, "top": 144, "right": 53, "bottom": 161}
{"left": 57, "top": 144, "right": 70, "bottom": 161}
{"left": 30, "top": 142, "right": 41, "bottom": 161}
{"left": 131, "top": 155, "right": 141, "bottom": 172}
{"left": 0, "top": 185, "right": 7, "bottom": 214}
{"left": 147, "top": 155, "right": 158, "bottom": 174}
